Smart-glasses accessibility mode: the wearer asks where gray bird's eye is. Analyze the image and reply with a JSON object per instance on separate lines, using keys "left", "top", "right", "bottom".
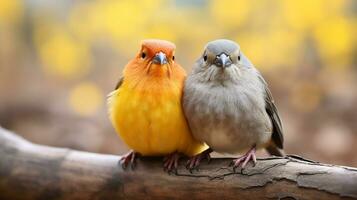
{"left": 203, "top": 55, "right": 207, "bottom": 61}
{"left": 238, "top": 55, "right": 241, "bottom": 61}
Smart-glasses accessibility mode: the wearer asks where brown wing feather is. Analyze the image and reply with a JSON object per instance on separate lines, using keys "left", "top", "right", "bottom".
{"left": 107, "top": 76, "right": 124, "bottom": 116}
{"left": 258, "top": 74, "right": 284, "bottom": 149}
{"left": 114, "top": 77, "right": 124, "bottom": 90}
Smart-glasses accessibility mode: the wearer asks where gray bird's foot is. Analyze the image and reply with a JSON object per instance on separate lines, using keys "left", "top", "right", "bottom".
{"left": 186, "top": 148, "right": 213, "bottom": 172}
{"left": 163, "top": 152, "right": 182, "bottom": 174}
{"left": 119, "top": 150, "right": 138, "bottom": 170}
{"left": 231, "top": 146, "right": 257, "bottom": 171}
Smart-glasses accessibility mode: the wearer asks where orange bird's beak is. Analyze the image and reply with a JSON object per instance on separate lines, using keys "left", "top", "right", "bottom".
{"left": 152, "top": 52, "right": 167, "bottom": 65}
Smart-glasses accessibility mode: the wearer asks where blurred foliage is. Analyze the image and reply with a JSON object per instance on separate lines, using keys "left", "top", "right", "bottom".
{"left": 69, "top": 82, "right": 103, "bottom": 116}
{"left": 0, "top": 0, "right": 356, "bottom": 166}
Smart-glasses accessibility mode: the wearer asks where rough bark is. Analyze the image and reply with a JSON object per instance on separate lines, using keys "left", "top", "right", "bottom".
{"left": 0, "top": 127, "right": 356, "bottom": 200}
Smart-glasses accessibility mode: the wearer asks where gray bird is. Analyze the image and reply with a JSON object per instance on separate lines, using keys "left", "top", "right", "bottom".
{"left": 183, "top": 39, "right": 284, "bottom": 170}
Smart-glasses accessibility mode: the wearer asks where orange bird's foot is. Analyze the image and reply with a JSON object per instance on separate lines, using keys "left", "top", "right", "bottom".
{"left": 119, "top": 150, "right": 138, "bottom": 169}
{"left": 231, "top": 146, "right": 257, "bottom": 171}
{"left": 186, "top": 148, "right": 213, "bottom": 172}
{"left": 163, "top": 152, "right": 182, "bottom": 173}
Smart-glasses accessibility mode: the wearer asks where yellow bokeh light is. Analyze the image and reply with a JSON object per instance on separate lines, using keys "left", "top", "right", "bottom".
{"left": 143, "top": 24, "right": 178, "bottom": 42}
{"left": 209, "top": 0, "right": 251, "bottom": 28}
{"left": 68, "top": 0, "right": 166, "bottom": 55}
{"left": 38, "top": 30, "right": 90, "bottom": 78}
{"left": 25, "top": 0, "right": 355, "bottom": 75}
{"left": 69, "top": 82, "right": 103, "bottom": 116}
{"left": 313, "top": 17, "right": 355, "bottom": 70}
{"left": 282, "top": 0, "right": 346, "bottom": 31}
{"left": 0, "top": 0, "right": 23, "bottom": 25}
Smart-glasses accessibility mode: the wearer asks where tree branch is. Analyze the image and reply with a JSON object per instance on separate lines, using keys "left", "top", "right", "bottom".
{"left": 0, "top": 127, "right": 356, "bottom": 200}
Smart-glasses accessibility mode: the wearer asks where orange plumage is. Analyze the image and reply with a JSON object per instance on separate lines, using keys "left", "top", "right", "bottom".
{"left": 108, "top": 39, "right": 206, "bottom": 167}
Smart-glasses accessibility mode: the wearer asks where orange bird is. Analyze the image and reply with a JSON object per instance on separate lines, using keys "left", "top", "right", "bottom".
{"left": 108, "top": 39, "right": 206, "bottom": 170}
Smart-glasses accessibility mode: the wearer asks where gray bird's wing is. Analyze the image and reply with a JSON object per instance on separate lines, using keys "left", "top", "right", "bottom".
{"left": 258, "top": 74, "right": 284, "bottom": 149}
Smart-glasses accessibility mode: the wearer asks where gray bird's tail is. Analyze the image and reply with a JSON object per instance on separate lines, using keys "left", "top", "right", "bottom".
{"left": 265, "top": 145, "right": 285, "bottom": 157}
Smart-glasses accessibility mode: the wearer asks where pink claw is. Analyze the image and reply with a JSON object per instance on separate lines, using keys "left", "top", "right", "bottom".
{"left": 163, "top": 152, "right": 182, "bottom": 173}
{"left": 232, "top": 146, "right": 257, "bottom": 170}
{"left": 186, "top": 148, "right": 212, "bottom": 171}
{"left": 119, "top": 150, "right": 137, "bottom": 169}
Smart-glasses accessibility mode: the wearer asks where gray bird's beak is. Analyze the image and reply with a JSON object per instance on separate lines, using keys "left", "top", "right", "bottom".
{"left": 153, "top": 52, "right": 167, "bottom": 65}
{"left": 215, "top": 53, "right": 232, "bottom": 68}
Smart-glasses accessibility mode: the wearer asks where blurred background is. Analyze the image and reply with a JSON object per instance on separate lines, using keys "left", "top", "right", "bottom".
{"left": 0, "top": 0, "right": 356, "bottom": 166}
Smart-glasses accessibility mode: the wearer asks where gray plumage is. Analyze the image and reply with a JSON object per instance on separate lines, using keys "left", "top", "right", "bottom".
{"left": 183, "top": 39, "right": 283, "bottom": 156}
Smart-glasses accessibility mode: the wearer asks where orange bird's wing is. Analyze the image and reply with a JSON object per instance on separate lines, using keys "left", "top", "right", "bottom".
{"left": 114, "top": 77, "right": 124, "bottom": 90}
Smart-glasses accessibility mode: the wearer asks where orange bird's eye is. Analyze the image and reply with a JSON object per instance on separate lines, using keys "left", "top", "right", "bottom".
{"left": 141, "top": 52, "right": 146, "bottom": 59}
{"left": 172, "top": 56, "right": 175, "bottom": 61}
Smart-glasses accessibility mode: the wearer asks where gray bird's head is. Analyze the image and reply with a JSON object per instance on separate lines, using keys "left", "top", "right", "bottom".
{"left": 192, "top": 39, "right": 253, "bottom": 83}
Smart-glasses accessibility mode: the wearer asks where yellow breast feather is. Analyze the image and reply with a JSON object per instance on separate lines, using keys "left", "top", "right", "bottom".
{"left": 108, "top": 80, "right": 206, "bottom": 156}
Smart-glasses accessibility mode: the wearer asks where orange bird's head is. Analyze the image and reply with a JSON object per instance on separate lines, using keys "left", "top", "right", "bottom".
{"left": 123, "top": 39, "right": 186, "bottom": 85}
